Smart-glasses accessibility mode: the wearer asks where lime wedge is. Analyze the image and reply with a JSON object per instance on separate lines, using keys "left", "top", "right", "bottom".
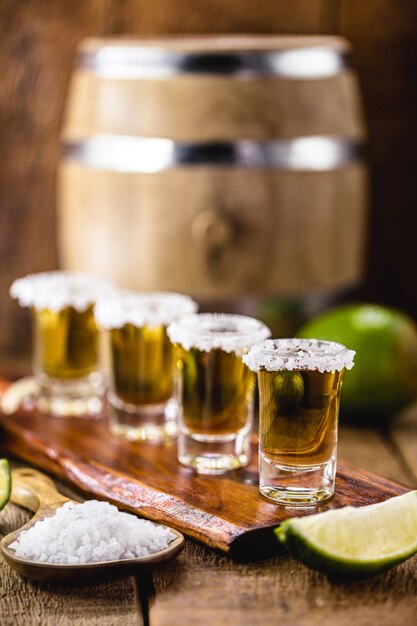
{"left": 275, "top": 491, "right": 417, "bottom": 578}
{"left": 0, "top": 459, "right": 11, "bottom": 511}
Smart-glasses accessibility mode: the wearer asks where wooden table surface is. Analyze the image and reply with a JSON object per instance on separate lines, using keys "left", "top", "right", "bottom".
{"left": 1, "top": 399, "right": 416, "bottom": 625}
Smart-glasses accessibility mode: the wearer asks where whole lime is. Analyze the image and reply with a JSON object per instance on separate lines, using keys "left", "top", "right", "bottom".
{"left": 298, "top": 304, "right": 417, "bottom": 419}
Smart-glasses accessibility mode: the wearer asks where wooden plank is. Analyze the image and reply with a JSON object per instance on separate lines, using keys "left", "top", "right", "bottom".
{"left": 2, "top": 0, "right": 417, "bottom": 356}
{"left": 338, "top": 0, "right": 417, "bottom": 316}
{"left": 149, "top": 540, "right": 417, "bottom": 626}
{"left": 0, "top": 0, "right": 105, "bottom": 357}
{"left": 58, "top": 164, "right": 367, "bottom": 298}
{"left": 339, "top": 424, "right": 415, "bottom": 487}
{"left": 126, "top": 1, "right": 323, "bottom": 35}
{"left": 1, "top": 413, "right": 416, "bottom": 626}
{"left": 0, "top": 0, "right": 323, "bottom": 357}
{"left": 0, "top": 389, "right": 408, "bottom": 559}
{"left": 148, "top": 418, "right": 417, "bottom": 625}
{"left": 0, "top": 488, "right": 143, "bottom": 626}
{"left": 389, "top": 404, "right": 417, "bottom": 485}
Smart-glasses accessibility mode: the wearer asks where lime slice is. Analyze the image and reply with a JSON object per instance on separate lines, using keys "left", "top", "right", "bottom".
{"left": 0, "top": 459, "right": 11, "bottom": 511}
{"left": 275, "top": 491, "right": 417, "bottom": 578}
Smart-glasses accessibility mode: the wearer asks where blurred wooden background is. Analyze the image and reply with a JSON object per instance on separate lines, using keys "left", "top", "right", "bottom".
{"left": 1, "top": 0, "right": 417, "bottom": 358}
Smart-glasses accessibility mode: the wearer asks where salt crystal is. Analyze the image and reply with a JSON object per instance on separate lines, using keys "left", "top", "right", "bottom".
{"left": 167, "top": 313, "right": 271, "bottom": 356}
{"left": 10, "top": 271, "right": 114, "bottom": 313}
{"left": 9, "top": 501, "right": 176, "bottom": 564}
{"left": 243, "top": 338, "right": 355, "bottom": 373}
{"left": 94, "top": 291, "right": 198, "bottom": 330}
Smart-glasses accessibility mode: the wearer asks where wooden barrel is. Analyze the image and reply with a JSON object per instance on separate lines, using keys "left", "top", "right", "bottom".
{"left": 58, "top": 36, "right": 367, "bottom": 299}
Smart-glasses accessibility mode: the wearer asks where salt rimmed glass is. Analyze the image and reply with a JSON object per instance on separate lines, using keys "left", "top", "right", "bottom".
{"left": 243, "top": 338, "right": 355, "bottom": 505}
{"left": 167, "top": 313, "right": 271, "bottom": 473}
{"left": 95, "top": 291, "right": 198, "bottom": 442}
{"left": 10, "top": 271, "right": 115, "bottom": 417}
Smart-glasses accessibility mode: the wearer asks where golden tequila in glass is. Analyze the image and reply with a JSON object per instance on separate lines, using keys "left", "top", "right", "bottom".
{"left": 176, "top": 346, "right": 255, "bottom": 437}
{"left": 34, "top": 306, "right": 98, "bottom": 380}
{"left": 168, "top": 313, "right": 270, "bottom": 473}
{"left": 95, "top": 291, "right": 197, "bottom": 442}
{"left": 10, "top": 272, "right": 114, "bottom": 417}
{"left": 110, "top": 324, "right": 173, "bottom": 407}
{"left": 244, "top": 338, "right": 355, "bottom": 505}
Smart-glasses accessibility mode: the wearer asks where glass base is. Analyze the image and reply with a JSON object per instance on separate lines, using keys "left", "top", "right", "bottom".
{"left": 108, "top": 393, "right": 178, "bottom": 442}
{"left": 259, "top": 452, "right": 336, "bottom": 506}
{"left": 178, "top": 427, "right": 251, "bottom": 474}
{"left": 35, "top": 372, "right": 105, "bottom": 418}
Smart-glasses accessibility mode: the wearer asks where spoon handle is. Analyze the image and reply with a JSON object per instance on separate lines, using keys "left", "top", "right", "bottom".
{"left": 11, "top": 468, "right": 71, "bottom": 513}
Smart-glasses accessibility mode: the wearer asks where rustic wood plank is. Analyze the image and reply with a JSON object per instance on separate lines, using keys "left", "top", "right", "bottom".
{"left": 388, "top": 404, "right": 417, "bottom": 485}
{"left": 59, "top": 164, "right": 367, "bottom": 298}
{"left": 1, "top": 413, "right": 416, "bottom": 626}
{"left": 148, "top": 411, "right": 417, "bottom": 625}
{"left": 0, "top": 495, "right": 143, "bottom": 626}
{"left": 126, "top": 0, "right": 323, "bottom": 35}
{"left": 0, "top": 0, "right": 323, "bottom": 358}
{"left": 0, "top": 384, "right": 408, "bottom": 558}
{"left": 149, "top": 539, "right": 417, "bottom": 626}
{"left": 338, "top": 423, "right": 415, "bottom": 487}
{"left": 2, "top": 0, "right": 417, "bottom": 352}
{"left": 0, "top": 0, "right": 116, "bottom": 358}
{"left": 2, "top": 453, "right": 416, "bottom": 626}
{"left": 338, "top": 0, "right": 417, "bottom": 316}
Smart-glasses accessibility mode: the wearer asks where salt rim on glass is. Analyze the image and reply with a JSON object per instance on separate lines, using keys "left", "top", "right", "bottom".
{"left": 10, "top": 271, "right": 115, "bottom": 313}
{"left": 167, "top": 313, "right": 271, "bottom": 356}
{"left": 94, "top": 291, "right": 198, "bottom": 330}
{"left": 243, "top": 338, "right": 355, "bottom": 373}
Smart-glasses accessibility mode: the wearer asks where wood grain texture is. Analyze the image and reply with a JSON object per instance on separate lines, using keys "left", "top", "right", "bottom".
{"left": 123, "top": 1, "right": 323, "bottom": 35}
{"left": 0, "top": 502, "right": 143, "bottom": 626}
{"left": 0, "top": 0, "right": 417, "bottom": 349}
{"left": 338, "top": 423, "right": 416, "bottom": 487}
{"left": 58, "top": 33, "right": 367, "bottom": 299}
{"left": 1, "top": 459, "right": 416, "bottom": 626}
{"left": 0, "top": 0, "right": 123, "bottom": 358}
{"left": 64, "top": 71, "right": 364, "bottom": 141}
{"left": 0, "top": 0, "right": 97, "bottom": 357}
{"left": 63, "top": 34, "right": 363, "bottom": 141}
{"left": 0, "top": 391, "right": 416, "bottom": 625}
{"left": 0, "top": 0, "right": 322, "bottom": 358}
{"left": 1, "top": 468, "right": 184, "bottom": 584}
{"left": 1, "top": 0, "right": 417, "bottom": 356}
{"left": 150, "top": 410, "right": 417, "bottom": 625}
{"left": 0, "top": 390, "right": 408, "bottom": 559}
{"left": 58, "top": 165, "right": 367, "bottom": 298}
{"left": 389, "top": 404, "right": 417, "bottom": 485}
{"left": 149, "top": 539, "right": 417, "bottom": 626}
{"left": 337, "top": 1, "right": 417, "bottom": 315}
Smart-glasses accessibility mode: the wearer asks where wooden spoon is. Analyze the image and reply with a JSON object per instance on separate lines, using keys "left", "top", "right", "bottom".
{"left": 1, "top": 468, "right": 185, "bottom": 583}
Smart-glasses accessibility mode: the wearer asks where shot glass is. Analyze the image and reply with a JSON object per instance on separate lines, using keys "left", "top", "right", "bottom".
{"left": 167, "top": 313, "right": 271, "bottom": 473}
{"left": 243, "top": 338, "right": 355, "bottom": 505}
{"left": 10, "top": 271, "right": 115, "bottom": 417}
{"left": 94, "top": 291, "right": 198, "bottom": 442}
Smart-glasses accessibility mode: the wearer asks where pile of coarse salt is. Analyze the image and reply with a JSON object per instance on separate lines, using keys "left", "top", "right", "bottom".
{"left": 9, "top": 500, "right": 176, "bottom": 564}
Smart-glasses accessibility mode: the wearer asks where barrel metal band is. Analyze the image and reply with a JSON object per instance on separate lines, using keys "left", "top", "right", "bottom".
{"left": 78, "top": 46, "right": 350, "bottom": 80}
{"left": 63, "top": 135, "right": 365, "bottom": 173}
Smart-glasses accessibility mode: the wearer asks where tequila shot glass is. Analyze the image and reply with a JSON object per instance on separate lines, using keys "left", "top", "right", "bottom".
{"left": 243, "top": 338, "right": 355, "bottom": 505}
{"left": 10, "top": 271, "right": 115, "bottom": 417}
{"left": 167, "top": 313, "right": 271, "bottom": 473}
{"left": 94, "top": 291, "right": 198, "bottom": 442}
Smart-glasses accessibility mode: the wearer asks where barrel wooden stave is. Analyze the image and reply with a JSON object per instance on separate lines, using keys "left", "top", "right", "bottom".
{"left": 58, "top": 163, "right": 367, "bottom": 298}
{"left": 59, "top": 35, "right": 367, "bottom": 299}
{"left": 63, "top": 72, "right": 365, "bottom": 141}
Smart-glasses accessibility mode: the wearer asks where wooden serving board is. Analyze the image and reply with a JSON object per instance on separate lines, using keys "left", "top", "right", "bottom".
{"left": 0, "top": 380, "right": 407, "bottom": 559}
